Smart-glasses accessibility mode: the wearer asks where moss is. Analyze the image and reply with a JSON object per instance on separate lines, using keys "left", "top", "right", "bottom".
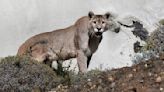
{"left": 159, "top": 19, "right": 164, "bottom": 25}
{"left": 141, "top": 40, "right": 154, "bottom": 51}
{"left": 0, "top": 56, "right": 63, "bottom": 92}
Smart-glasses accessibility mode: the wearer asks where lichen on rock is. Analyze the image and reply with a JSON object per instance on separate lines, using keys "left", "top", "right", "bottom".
{"left": 132, "top": 25, "right": 164, "bottom": 64}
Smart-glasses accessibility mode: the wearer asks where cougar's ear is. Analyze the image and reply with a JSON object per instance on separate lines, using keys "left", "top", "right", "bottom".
{"left": 104, "top": 12, "right": 111, "bottom": 19}
{"left": 88, "top": 11, "right": 94, "bottom": 18}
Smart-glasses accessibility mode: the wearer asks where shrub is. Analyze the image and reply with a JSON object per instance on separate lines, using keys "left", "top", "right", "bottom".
{"left": 0, "top": 56, "right": 63, "bottom": 92}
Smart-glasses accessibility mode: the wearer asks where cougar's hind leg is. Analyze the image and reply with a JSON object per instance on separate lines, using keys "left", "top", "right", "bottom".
{"left": 43, "top": 58, "right": 53, "bottom": 67}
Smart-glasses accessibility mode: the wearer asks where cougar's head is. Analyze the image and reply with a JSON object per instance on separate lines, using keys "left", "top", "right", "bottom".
{"left": 88, "top": 11, "right": 120, "bottom": 36}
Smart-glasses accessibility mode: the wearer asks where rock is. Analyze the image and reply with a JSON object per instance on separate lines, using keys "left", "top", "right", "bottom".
{"left": 87, "top": 78, "right": 91, "bottom": 82}
{"left": 133, "top": 68, "right": 137, "bottom": 72}
{"left": 90, "top": 85, "right": 96, "bottom": 89}
{"left": 128, "top": 74, "right": 133, "bottom": 78}
{"left": 108, "top": 76, "right": 114, "bottom": 82}
{"left": 148, "top": 72, "right": 152, "bottom": 76}
{"left": 87, "top": 82, "right": 92, "bottom": 87}
{"left": 144, "top": 64, "right": 148, "bottom": 68}
{"left": 160, "top": 87, "right": 163, "bottom": 91}
{"left": 139, "top": 80, "right": 144, "bottom": 83}
{"left": 155, "top": 76, "right": 162, "bottom": 83}
{"left": 134, "top": 41, "right": 143, "bottom": 53}
{"left": 111, "top": 82, "right": 116, "bottom": 88}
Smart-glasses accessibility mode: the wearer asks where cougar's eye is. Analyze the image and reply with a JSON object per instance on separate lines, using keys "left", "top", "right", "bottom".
{"left": 102, "top": 21, "right": 105, "bottom": 24}
{"left": 93, "top": 21, "right": 96, "bottom": 24}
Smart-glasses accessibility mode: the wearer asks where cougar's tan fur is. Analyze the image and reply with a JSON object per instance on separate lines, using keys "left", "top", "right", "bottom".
{"left": 17, "top": 11, "right": 120, "bottom": 73}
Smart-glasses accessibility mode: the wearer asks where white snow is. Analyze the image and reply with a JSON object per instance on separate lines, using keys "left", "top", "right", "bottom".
{"left": 0, "top": 0, "right": 164, "bottom": 70}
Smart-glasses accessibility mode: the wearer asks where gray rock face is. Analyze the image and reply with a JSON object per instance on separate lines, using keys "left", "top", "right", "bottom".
{"left": 132, "top": 26, "right": 164, "bottom": 64}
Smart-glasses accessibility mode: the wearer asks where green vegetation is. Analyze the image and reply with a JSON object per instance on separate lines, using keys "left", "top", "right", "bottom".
{"left": 159, "top": 19, "right": 164, "bottom": 25}
{"left": 0, "top": 56, "right": 63, "bottom": 91}
{"left": 0, "top": 56, "right": 103, "bottom": 91}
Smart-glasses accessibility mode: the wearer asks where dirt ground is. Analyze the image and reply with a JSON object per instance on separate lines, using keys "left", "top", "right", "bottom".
{"left": 52, "top": 57, "right": 164, "bottom": 92}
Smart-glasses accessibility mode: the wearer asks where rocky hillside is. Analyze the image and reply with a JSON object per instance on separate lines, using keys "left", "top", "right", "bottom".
{"left": 53, "top": 58, "right": 164, "bottom": 92}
